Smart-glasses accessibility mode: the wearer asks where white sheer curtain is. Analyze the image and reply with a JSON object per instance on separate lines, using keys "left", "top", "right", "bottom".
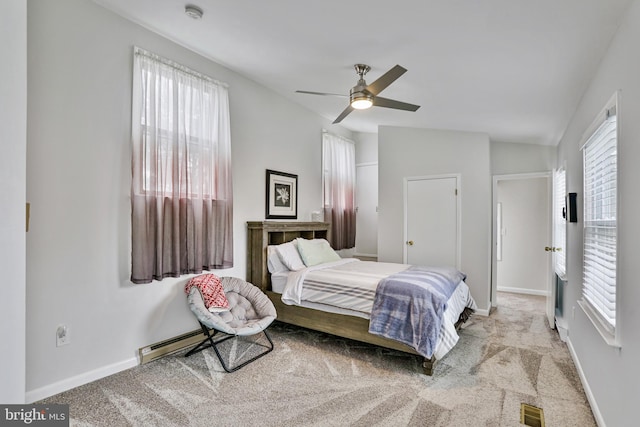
{"left": 322, "top": 131, "right": 356, "bottom": 250}
{"left": 131, "top": 47, "right": 233, "bottom": 284}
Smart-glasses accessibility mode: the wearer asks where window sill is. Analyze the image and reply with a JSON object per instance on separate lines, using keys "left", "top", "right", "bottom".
{"left": 577, "top": 299, "right": 621, "bottom": 349}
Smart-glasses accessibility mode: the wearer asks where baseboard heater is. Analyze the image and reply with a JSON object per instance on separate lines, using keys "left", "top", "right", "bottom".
{"left": 139, "top": 328, "right": 209, "bottom": 364}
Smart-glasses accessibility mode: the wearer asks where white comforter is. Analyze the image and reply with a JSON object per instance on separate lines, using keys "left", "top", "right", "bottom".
{"left": 281, "top": 258, "right": 405, "bottom": 311}
{"left": 279, "top": 258, "right": 476, "bottom": 359}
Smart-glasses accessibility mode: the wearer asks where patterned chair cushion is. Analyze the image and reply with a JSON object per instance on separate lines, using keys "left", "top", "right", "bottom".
{"left": 187, "top": 276, "right": 277, "bottom": 336}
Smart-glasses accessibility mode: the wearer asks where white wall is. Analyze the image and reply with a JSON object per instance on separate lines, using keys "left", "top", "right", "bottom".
{"left": 556, "top": 0, "right": 640, "bottom": 425}
{"left": 26, "top": 0, "right": 351, "bottom": 400}
{"left": 354, "top": 132, "right": 378, "bottom": 164}
{"left": 491, "top": 141, "right": 556, "bottom": 175}
{"left": 378, "top": 126, "right": 491, "bottom": 311}
{"left": 0, "top": 0, "right": 27, "bottom": 404}
{"left": 496, "top": 178, "right": 549, "bottom": 295}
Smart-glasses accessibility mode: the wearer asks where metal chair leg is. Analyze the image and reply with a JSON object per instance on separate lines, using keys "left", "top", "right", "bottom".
{"left": 185, "top": 323, "right": 274, "bottom": 372}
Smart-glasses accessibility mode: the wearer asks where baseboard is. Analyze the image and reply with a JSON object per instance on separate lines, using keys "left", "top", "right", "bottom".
{"left": 474, "top": 308, "right": 490, "bottom": 317}
{"left": 25, "top": 357, "right": 138, "bottom": 403}
{"left": 497, "top": 286, "right": 549, "bottom": 297}
{"left": 353, "top": 252, "right": 377, "bottom": 258}
{"left": 566, "top": 337, "right": 606, "bottom": 427}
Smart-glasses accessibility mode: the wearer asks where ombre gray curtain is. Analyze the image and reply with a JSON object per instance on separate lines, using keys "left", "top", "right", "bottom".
{"left": 322, "top": 132, "right": 356, "bottom": 250}
{"left": 131, "top": 47, "right": 233, "bottom": 284}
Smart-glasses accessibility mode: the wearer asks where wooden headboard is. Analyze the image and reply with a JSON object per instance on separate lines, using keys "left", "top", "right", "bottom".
{"left": 246, "top": 221, "right": 330, "bottom": 292}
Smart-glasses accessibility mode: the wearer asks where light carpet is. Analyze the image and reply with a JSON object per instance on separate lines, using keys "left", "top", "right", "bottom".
{"left": 39, "top": 292, "right": 595, "bottom": 426}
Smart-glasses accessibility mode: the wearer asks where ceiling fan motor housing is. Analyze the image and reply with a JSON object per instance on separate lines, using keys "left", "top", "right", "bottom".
{"left": 350, "top": 84, "right": 373, "bottom": 108}
{"left": 350, "top": 64, "right": 373, "bottom": 108}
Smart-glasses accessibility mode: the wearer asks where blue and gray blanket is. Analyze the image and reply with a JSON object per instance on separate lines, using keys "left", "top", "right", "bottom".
{"left": 368, "top": 265, "right": 466, "bottom": 358}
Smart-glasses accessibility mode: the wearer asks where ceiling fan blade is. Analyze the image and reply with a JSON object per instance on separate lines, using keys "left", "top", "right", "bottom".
{"left": 365, "top": 65, "right": 407, "bottom": 95}
{"left": 373, "top": 96, "right": 420, "bottom": 111}
{"left": 333, "top": 105, "right": 354, "bottom": 124}
{"left": 296, "top": 90, "right": 348, "bottom": 98}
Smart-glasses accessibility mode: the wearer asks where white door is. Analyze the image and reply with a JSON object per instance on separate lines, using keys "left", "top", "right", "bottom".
{"left": 355, "top": 163, "right": 378, "bottom": 257}
{"left": 404, "top": 175, "right": 460, "bottom": 268}
{"left": 549, "top": 167, "right": 567, "bottom": 330}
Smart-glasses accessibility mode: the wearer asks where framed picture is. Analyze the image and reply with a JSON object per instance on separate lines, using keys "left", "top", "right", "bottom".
{"left": 266, "top": 169, "right": 298, "bottom": 219}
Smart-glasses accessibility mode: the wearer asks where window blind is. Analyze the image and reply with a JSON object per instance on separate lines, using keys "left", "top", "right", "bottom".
{"left": 553, "top": 168, "right": 566, "bottom": 278}
{"left": 581, "top": 110, "right": 617, "bottom": 334}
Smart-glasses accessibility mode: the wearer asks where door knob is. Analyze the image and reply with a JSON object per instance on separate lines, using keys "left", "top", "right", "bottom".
{"left": 407, "top": 240, "right": 414, "bottom": 246}
{"left": 545, "top": 246, "right": 552, "bottom": 252}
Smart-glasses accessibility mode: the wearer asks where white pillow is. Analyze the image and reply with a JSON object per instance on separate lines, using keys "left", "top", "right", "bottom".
{"left": 275, "top": 241, "right": 306, "bottom": 271}
{"left": 296, "top": 238, "right": 341, "bottom": 267}
{"left": 267, "top": 245, "right": 289, "bottom": 273}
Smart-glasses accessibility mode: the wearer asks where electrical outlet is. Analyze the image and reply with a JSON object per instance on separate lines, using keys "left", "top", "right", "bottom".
{"left": 56, "top": 324, "right": 70, "bottom": 347}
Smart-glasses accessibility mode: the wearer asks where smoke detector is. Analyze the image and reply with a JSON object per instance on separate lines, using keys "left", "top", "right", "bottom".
{"left": 185, "top": 5, "right": 203, "bottom": 19}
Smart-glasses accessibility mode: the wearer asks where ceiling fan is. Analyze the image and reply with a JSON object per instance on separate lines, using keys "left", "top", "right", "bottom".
{"left": 296, "top": 64, "right": 420, "bottom": 124}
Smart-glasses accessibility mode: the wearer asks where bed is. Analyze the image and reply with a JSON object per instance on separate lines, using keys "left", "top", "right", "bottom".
{"left": 246, "top": 221, "right": 476, "bottom": 375}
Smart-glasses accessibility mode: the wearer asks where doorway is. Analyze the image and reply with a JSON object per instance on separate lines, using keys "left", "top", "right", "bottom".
{"left": 492, "top": 172, "right": 554, "bottom": 326}
{"left": 355, "top": 162, "right": 378, "bottom": 258}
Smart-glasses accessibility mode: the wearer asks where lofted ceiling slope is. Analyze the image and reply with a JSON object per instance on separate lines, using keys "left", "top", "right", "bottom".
{"left": 93, "top": 0, "right": 632, "bottom": 145}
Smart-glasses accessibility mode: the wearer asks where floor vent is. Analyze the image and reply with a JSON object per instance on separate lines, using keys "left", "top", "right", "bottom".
{"left": 139, "top": 328, "right": 206, "bottom": 364}
{"left": 521, "top": 403, "right": 545, "bottom": 427}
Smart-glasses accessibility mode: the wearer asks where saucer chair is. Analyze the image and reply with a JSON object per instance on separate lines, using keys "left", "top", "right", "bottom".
{"left": 185, "top": 276, "right": 277, "bottom": 372}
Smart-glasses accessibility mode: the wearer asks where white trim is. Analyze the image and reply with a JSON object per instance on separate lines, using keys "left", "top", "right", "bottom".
{"left": 26, "top": 357, "right": 138, "bottom": 403}
{"left": 580, "top": 91, "right": 620, "bottom": 345}
{"left": 493, "top": 171, "right": 551, "bottom": 182}
{"left": 496, "top": 202, "right": 503, "bottom": 261}
{"left": 356, "top": 161, "right": 377, "bottom": 167}
{"left": 577, "top": 299, "right": 621, "bottom": 349}
{"left": 497, "top": 286, "right": 550, "bottom": 297}
{"left": 473, "top": 308, "right": 490, "bottom": 317}
{"left": 566, "top": 337, "right": 607, "bottom": 427}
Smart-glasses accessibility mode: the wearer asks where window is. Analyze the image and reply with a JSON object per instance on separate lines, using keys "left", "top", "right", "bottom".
{"left": 578, "top": 93, "right": 618, "bottom": 346}
{"left": 553, "top": 167, "right": 566, "bottom": 278}
{"left": 130, "top": 47, "right": 233, "bottom": 284}
{"left": 322, "top": 131, "right": 356, "bottom": 250}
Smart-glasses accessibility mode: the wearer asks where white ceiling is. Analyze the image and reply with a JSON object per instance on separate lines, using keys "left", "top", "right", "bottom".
{"left": 93, "top": 0, "right": 631, "bottom": 145}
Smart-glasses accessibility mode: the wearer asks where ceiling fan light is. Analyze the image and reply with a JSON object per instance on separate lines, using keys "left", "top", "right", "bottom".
{"left": 351, "top": 96, "right": 373, "bottom": 110}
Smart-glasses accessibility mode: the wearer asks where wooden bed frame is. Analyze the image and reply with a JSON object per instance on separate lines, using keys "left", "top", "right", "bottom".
{"left": 246, "top": 220, "right": 470, "bottom": 375}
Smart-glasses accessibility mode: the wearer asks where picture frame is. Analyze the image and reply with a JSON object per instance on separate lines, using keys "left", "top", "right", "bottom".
{"left": 266, "top": 169, "right": 298, "bottom": 219}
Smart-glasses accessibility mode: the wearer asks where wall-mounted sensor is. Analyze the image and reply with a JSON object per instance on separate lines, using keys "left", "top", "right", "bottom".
{"left": 568, "top": 192, "right": 578, "bottom": 223}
